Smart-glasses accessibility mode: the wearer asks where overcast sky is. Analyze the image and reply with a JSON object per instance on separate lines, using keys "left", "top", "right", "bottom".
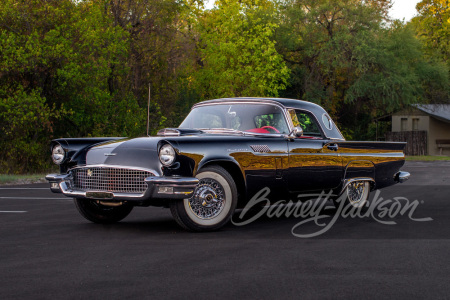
{"left": 204, "top": 0, "right": 422, "bottom": 22}
{"left": 389, "top": 0, "right": 421, "bottom": 21}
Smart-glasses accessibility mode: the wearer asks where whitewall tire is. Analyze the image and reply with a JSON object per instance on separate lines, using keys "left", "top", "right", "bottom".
{"left": 170, "top": 165, "right": 238, "bottom": 231}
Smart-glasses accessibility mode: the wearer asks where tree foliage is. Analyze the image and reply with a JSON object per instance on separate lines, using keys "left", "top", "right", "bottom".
{"left": 413, "top": 0, "right": 449, "bottom": 63}
{"left": 276, "top": 0, "right": 449, "bottom": 139}
{"left": 410, "top": 0, "right": 450, "bottom": 105}
{"left": 194, "top": 0, "right": 289, "bottom": 98}
{"left": 0, "top": 0, "right": 448, "bottom": 172}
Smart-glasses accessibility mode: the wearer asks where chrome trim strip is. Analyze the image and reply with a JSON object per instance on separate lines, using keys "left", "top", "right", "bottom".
{"left": 328, "top": 137, "right": 346, "bottom": 140}
{"left": 192, "top": 99, "right": 288, "bottom": 109}
{"left": 144, "top": 177, "right": 199, "bottom": 186}
{"left": 338, "top": 141, "right": 407, "bottom": 145}
{"left": 340, "top": 152, "right": 405, "bottom": 157}
{"left": 46, "top": 173, "right": 71, "bottom": 182}
{"left": 157, "top": 128, "right": 181, "bottom": 136}
{"left": 59, "top": 181, "right": 147, "bottom": 199}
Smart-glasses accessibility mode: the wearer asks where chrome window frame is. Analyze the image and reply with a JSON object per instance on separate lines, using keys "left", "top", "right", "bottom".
{"left": 190, "top": 99, "right": 345, "bottom": 140}
{"left": 188, "top": 100, "right": 293, "bottom": 136}
{"left": 287, "top": 108, "right": 326, "bottom": 139}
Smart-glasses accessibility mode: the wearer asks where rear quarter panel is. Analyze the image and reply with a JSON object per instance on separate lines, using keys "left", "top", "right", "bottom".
{"left": 337, "top": 141, "right": 406, "bottom": 189}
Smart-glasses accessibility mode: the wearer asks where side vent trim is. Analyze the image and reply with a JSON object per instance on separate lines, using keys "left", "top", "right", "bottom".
{"left": 250, "top": 145, "right": 272, "bottom": 153}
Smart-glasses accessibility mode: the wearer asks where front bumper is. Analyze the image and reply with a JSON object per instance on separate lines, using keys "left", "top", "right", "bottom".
{"left": 46, "top": 174, "right": 199, "bottom": 201}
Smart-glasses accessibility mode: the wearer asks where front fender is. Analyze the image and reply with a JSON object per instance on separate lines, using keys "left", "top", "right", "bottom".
{"left": 197, "top": 157, "right": 245, "bottom": 179}
{"left": 52, "top": 137, "right": 126, "bottom": 173}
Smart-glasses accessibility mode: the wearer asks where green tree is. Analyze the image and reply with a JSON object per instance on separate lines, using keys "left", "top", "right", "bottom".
{"left": 107, "top": 0, "right": 203, "bottom": 128}
{"left": 0, "top": 0, "right": 135, "bottom": 172}
{"left": 276, "top": 0, "right": 448, "bottom": 140}
{"left": 0, "top": 0, "right": 77, "bottom": 172}
{"left": 345, "top": 23, "right": 448, "bottom": 115}
{"left": 277, "top": 0, "right": 395, "bottom": 114}
{"left": 413, "top": 0, "right": 449, "bottom": 64}
{"left": 193, "top": 0, "right": 290, "bottom": 99}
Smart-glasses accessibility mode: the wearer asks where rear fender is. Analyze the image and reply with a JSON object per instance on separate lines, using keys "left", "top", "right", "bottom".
{"left": 344, "top": 160, "right": 376, "bottom": 190}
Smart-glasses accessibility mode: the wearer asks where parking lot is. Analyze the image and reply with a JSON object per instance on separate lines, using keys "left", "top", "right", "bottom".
{"left": 1, "top": 161, "right": 449, "bottom": 299}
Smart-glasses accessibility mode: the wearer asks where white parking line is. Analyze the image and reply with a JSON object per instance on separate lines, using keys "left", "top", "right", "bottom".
{"left": 0, "top": 188, "right": 48, "bottom": 190}
{"left": 0, "top": 211, "right": 27, "bottom": 213}
{"left": 0, "top": 197, "right": 69, "bottom": 200}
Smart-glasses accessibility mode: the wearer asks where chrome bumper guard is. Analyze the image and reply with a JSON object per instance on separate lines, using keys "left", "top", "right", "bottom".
{"left": 394, "top": 171, "right": 410, "bottom": 183}
{"left": 45, "top": 174, "right": 199, "bottom": 201}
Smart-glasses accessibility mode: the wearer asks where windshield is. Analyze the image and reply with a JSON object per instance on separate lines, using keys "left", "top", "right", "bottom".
{"left": 179, "top": 103, "right": 290, "bottom": 134}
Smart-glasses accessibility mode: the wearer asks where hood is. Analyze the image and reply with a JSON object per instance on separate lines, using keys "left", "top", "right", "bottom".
{"left": 85, "top": 137, "right": 164, "bottom": 175}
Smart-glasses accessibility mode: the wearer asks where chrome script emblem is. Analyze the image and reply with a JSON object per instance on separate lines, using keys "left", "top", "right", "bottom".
{"left": 87, "top": 169, "right": 93, "bottom": 177}
{"left": 104, "top": 153, "right": 117, "bottom": 156}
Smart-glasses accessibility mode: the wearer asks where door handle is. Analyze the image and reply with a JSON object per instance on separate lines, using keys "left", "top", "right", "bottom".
{"left": 327, "top": 144, "right": 338, "bottom": 151}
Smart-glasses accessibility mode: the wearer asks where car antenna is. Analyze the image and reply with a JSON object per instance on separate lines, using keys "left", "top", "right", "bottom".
{"left": 147, "top": 83, "right": 151, "bottom": 137}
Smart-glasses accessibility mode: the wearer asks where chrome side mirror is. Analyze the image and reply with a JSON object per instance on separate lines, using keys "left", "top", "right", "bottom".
{"left": 287, "top": 126, "right": 303, "bottom": 139}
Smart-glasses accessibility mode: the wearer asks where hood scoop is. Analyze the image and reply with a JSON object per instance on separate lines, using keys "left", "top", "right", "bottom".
{"left": 157, "top": 128, "right": 203, "bottom": 136}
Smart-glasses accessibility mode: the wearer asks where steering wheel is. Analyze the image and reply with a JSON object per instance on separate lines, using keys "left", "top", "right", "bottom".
{"left": 261, "top": 126, "right": 280, "bottom": 133}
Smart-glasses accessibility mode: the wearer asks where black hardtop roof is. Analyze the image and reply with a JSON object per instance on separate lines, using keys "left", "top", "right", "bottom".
{"left": 195, "top": 97, "right": 325, "bottom": 112}
{"left": 192, "top": 97, "right": 344, "bottom": 140}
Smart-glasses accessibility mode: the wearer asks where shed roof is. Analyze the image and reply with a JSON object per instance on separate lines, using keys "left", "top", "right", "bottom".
{"left": 413, "top": 104, "right": 450, "bottom": 123}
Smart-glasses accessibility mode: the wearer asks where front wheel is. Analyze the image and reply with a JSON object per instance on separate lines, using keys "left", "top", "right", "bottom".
{"left": 74, "top": 199, "right": 133, "bottom": 224}
{"left": 170, "top": 166, "right": 238, "bottom": 231}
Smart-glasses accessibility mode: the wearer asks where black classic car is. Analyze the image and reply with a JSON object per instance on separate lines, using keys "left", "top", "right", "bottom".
{"left": 46, "top": 98, "right": 410, "bottom": 231}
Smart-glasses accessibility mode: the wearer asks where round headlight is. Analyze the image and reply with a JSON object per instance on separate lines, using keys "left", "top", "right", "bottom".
{"left": 52, "top": 144, "right": 65, "bottom": 165}
{"left": 159, "top": 144, "right": 176, "bottom": 166}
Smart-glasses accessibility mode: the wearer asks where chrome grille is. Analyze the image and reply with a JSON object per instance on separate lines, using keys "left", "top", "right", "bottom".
{"left": 71, "top": 167, "right": 154, "bottom": 194}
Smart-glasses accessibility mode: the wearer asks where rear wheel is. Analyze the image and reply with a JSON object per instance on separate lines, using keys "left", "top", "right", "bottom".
{"left": 170, "top": 165, "right": 238, "bottom": 231}
{"left": 74, "top": 199, "right": 133, "bottom": 224}
{"left": 334, "top": 181, "right": 370, "bottom": 209}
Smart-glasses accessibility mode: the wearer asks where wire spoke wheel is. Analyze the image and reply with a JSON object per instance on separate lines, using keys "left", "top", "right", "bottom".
{"left": 348, "top": 182, "right": 366, "bottom": 205}
{"left": 345, "top": 181, "right": 370, "bottom": 208}
{"left": 170, "top": 165, "right": 238, "bottom": 231}
{"left": 188, "top": 178, "right": 225, "bottom": 219}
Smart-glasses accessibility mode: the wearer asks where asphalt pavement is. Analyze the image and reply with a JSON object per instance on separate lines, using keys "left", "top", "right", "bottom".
{"left": 0, "top": 161, "right": 449, "bottom": 299}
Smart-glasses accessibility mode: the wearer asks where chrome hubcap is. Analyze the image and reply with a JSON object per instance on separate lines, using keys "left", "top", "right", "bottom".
{"left": 189, "top": 178, "right": 225, "bottom": 219}
{"left": 199, "top": 186, "right": 218, "bottom": 208}
{"left": 348, "top": 182, "right": 366, "bottom": 205}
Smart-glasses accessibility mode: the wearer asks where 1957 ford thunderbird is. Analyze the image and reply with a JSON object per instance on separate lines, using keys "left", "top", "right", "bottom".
{"left": 46, "top": 98, "right": 410, "bottom": 231}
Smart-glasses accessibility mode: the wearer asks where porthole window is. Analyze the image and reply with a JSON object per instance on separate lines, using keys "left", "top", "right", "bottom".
{"left": 322, "top": 114, "right": 333, "bottom": 130}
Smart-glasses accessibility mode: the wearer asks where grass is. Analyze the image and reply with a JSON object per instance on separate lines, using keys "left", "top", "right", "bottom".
{"left": 406, "top": 155, "right": 450, "bottom": 161}
{"left": 0, "top": 174, "right": 47, "bottom": 185}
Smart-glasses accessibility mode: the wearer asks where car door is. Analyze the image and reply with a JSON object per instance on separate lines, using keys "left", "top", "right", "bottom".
{"left": 287, "top": 109, "right": 343, "bottom": 193}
